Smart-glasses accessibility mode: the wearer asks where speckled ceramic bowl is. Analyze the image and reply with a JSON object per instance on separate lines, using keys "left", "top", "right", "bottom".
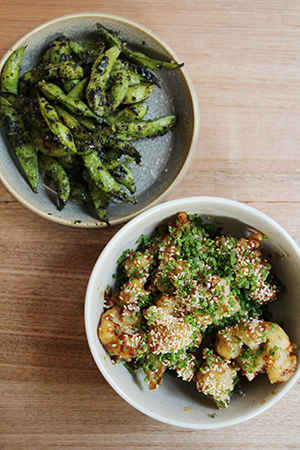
{"left": 85, "top": 197, "right": 300, "bottom": 429}
{"left": 0, "top": 13, "right": 199, "bottom": 227}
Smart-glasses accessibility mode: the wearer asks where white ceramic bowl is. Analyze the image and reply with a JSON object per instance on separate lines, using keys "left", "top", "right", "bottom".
{"left": 0, "top": 13, "right": 199, "bottom": 227}
{"left": 85, "top": 197, "right": 300, "bottom": 429}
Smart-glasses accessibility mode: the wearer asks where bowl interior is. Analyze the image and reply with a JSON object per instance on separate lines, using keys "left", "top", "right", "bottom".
{"left": 85, "top": 197, "right": 300, "bottom": 429}
{"left": 0, "top": 14, "right": 199, "bottom": 227}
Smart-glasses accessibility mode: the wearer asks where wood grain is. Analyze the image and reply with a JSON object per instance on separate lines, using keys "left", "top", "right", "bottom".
{"left": 1, "top": 1, "right": 300, "bottom": 448}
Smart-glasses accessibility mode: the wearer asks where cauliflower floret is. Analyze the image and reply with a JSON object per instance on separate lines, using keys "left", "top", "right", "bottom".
{"left": 119, "top": 278, "right": 150, "bottom": 311}
{"left": 194, "top": 350, "right": 238, "bottom": 408}
{"left": 144, "top": 304, "right": 195, "bottom": 354}
{"left": 98, "top": 306, "right": 146, "bottom": 362}
{"left": 124, "top": 251, "right": 154, "bottom": 280}
{"left": 215, "top": 318, "right": 297, "bottom": 383}
{"left": 215, "top": 233, "right": 278, "bottom": 304}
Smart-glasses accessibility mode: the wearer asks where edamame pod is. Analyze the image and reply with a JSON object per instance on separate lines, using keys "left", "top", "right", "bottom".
{"left": 82, "top": 151, "right": 135, "bottom": 203}
{"left": 86, "top": 45, "right": 122, "bottom": 117}
{"left": 38, "top": 153, "right": 71, "bottom": 210}
{"left": 38, "top": 80, "right": 96, "bottom": 119}
{"left": 104, "top": 102, "right": 148, "bottom": 125}
{"left": 0, "top": 102, "right": 39, "bottom": 192}
{"left": 103, "top": 137, "right": 141, "bottom": 164}
{"left": 88, "top": 178, "right": 109, "bottom": 224}
{"left": 48, "top": 36, "right": 71, "bottom": 64}
{"left": 32, "top": 130, "right": 74, "bottom": 157}
{"left": 0, "top": 92, "right": 49, "bottom": 133}
{"left": 67, "top": 77, "right": 89, "bottom": 100}
{"left": 97, "top": 25, "right": 183, "bottom": 70}
{"left": 122, "top": 84, "right": 155, "bottom": 104}
{"left": 0, "top": 46, "right": 26, "bottom": 94}
{"left": 21, "top": 61, "right": 84, "bottom": 90}
{"left": 121, "top": 47, "right": 184, "bottom": 71}
{"left": 38, "top": 95, "right": 77, "bottom": 153}
{"left": 111, "top": 115, "right": 177, "bottom": 138}
{"left": 106, "top": 70, "right": 129, "bottom": 112}
{"left": 103, "top": 159, "right": 136, "bottom": 194}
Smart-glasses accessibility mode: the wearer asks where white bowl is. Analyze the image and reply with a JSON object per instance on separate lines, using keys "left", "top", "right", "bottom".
{"left": 0, "top": 13, "right": 199, "bottom": 227}
{"left": 85, "top": 197, "right": 300, "bottom": 428}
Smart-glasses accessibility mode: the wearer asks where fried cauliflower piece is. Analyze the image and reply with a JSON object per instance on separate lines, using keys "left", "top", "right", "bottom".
{"left": 124, "top": 250, "right": 154, "bottom": 280}
{"left": 215, "top": 318, "right": 297, "bottom": 383}
{"left": 194, "top": 350, "right": 238, "bottom": 408}
{"left": 119, "top": 277, "right": 150, "bottom": 311}
{"left": 216, "top": 232, "right": 278, "bottom": 305}
{"left": 98, "top": 305, "right": 146, "bottom": 362}
{"left": 144, "top": 304, "right": 195, "bottom": 354}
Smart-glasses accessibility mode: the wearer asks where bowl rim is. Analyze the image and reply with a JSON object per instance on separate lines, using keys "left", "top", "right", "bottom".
{"left": 0, "top": 13, "right": 200, "bottom": 228}
{"left": 85, "top": 196, "right": 300, "bottom": 429}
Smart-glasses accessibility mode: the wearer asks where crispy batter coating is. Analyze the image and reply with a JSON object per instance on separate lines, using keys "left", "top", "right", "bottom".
{"left": 194, "top": 350, "right": 238, "bottom": 408}
{"left": 215, "top": 318, "right": 297, "bottom": 383}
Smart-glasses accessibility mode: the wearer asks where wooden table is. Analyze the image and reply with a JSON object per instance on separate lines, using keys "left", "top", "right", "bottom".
{"left": 1, "top": 1, "right": 300, "bottom": 448}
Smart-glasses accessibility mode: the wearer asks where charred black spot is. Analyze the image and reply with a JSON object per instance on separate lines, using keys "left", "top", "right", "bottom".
{"left": 66, "top": 133, "right": 73, "bottom": 142}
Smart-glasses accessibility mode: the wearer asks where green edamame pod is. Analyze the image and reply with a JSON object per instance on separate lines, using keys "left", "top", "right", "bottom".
{"left": 38, "top": 95, "right": 77, "bottom": 153}
{"left": 0, "top": 92, "right": 49, "bottom": 133}
{"left": 0, "top": 46, "right": 26, "bottom": 94}
{"left": 70, "top": 113, "right": 97, "bottom": 132}
{"left": 82, "top": 151, "right": 135, "bottom": 203}
{"left": 88, "top": 178, "right": 110, "bottom": 224}
{"left": 97, "top": 25, "right": 183, "bottom": 70}
{"left": 67, "top": 77, "right": 89, "bottom": 100}
{"left": 0, "top": 102, "right": 39, "bottom": 192}
{"left": 111, "top": 59, "right": 161, "bottom": 88}
{"left": 110, "top": 68, "right": 141, "bottom": 87}
{"left": 103, "top": 137, "right": 141, "bottom": 164}
{"left": 63, "top": 79, "right": 80, "bottom": 93}
{"left": 69, "top": 40, "right": 91, "bottom": 61}
{"left": 32, "top": 131, "right": 74, "bottom": 157}
{"left": 122, "top": 84, "right": 155, "bottom": 104}
{"left": 104, "top": 102, "right": 148, "bottom": 125}
{"left": 121, "top": 47, "right": 184, "bottom": 71}
{"left": 38, "top": 80, "right": 96, "bottom": 119}
{"left": 106, "top": 70, "right": 129, "bottom": 112}
{"left": 55, "top": 105, "right": 93, "bottom": 141}
{"left": 38, "top": 153, "right": 71, "bottom": 210}
{"left": 21, "top": 61, "right": 84, "bottom": 90}
{"left": 48, "top": 37, "right": 71, "bottom": 64}
{"left": 86, "top": 45, "right": 122, "bottom": 117}
{"left": 103, "top": 159, "right": 136, "bottom": 194}
{"left": 111, "top": 115, "right": 177, "bottom": 138}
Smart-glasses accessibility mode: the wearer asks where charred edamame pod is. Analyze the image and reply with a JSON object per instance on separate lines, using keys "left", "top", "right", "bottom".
{"left": 0, "top": 47, "right": 26, "bottom": 94}
{"left": 67, "top": 76, "right": 89, "bottom": 100}
{"left": 38, "top": 153, "right": 71, "bottom": 210}
{"left": 97, "top": 25, "right": 183, "bottom": 70}
{"left": 82, "top": 150, "right": 135, "bottom": 203}
{"left": 103, "top": 159, "right": 135, "bottom": 194}
{"left": 0, "top": 102, "right": 39, "bottom": 192}
{"left": 104, "top": 102, "right": 148, "bottom": 125}
{"left": 86, "top": 45, "right": 122, "bottom": 117}
{"left": 106, "top": 70, "right": 129, "bottom": 112}
{"left": 38, "top": 80, "right": 96, "bottom": 119}
{"left": 122, "top": 84, "right": 155, "bottom": 105}
{"left": 48, "top": 36, "right": 72, "bottom": 64}
{"left": 38, "top": 95, "right": 77, "bottom": 153}
{"left": 111, "top": 115, "right": 177, "bottom": 138}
